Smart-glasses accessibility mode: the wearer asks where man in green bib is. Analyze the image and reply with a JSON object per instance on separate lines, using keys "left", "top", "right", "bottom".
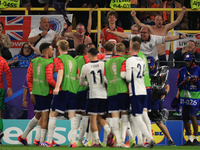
{"left": 104, "top": 43, "right": 132, "bottom": 147}
{"left": 18, "top": 43, "right": 56, "bottom": 146}
{"left": 45, "top": 40, "right": 79, "bottom": 147}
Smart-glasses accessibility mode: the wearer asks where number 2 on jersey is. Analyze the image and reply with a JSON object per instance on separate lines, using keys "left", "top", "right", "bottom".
{"left": 90, "top": 70, "right": 103, "bottom": 84}
{"left": 137, "top": 63, "right": 145, "bottom": 78}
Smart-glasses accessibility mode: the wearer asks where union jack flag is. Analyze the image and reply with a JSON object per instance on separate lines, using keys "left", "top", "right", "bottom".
{"left": 0, "top": 16, "right": 31, "bottom": 48}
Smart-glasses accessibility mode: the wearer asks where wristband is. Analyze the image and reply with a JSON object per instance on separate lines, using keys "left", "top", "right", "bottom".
{"left": 23, "top": 99, "right": 27, "bottom": 102}
{"left": 179, "top": 34, "right": 182, "bottom": 39}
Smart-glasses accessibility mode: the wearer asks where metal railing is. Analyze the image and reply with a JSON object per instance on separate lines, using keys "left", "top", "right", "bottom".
{"left": 1, "top": 7, "right": 200, "bottom": 51}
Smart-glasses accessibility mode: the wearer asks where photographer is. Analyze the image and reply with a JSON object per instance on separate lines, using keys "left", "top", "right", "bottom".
{"left": 176, "top": 53, "right": 200, "bottom": 146}
{"left": 147, "top": 56, "right": 176, "bottom": 146}
{"left": 174, "top": 40, "right": 200, "bottom": 68}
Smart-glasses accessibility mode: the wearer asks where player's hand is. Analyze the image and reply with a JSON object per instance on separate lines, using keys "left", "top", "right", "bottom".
{"left": 131, "top": 11, "right": 136, "bottom": 17}
{"left": 180, "top": 34, "right": 186, "bottom": 39}
{"left": 30, "top": 94, "right": 36, "bottom": 105}
{"left": 22, "top": 100, "right": 28, "bottom": 108}
{"left": 106, "top": 29, "right": 111, "bottom": 34}
{"left": 7, "top": 88, "right": 13, "bottom": 97}
{"left": 182, "top": 6, "right": 187, "bottom": 12}
{"left": 44, "top": 4, "right": 49, "bottom": 11}
{"left": 41, "top": 30, "right": 48, "bottom": 37}
{"left": 53, "top": 88, "right": 59, "bottom": 95}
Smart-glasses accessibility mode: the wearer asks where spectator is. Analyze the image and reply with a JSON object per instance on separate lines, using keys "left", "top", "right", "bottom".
{"left": 109, "top": 0, "right": 132, "bottom": 30}
{"left": 139, "top": 0, "right": 159, "bottom": 26}
{"left": 131, "top": 24, "right": 140, "bottom": 34}
{"left": 100, "top": 11, "right": 124, "bottom": 48}
{"left": 174, "top": 40, "right": 200, "bottom": 68}
{"left": 28, "top": 17, "right": 57, "bottom": 50}
{"left": 159, "top": 0, "right": 182, "bottom": 30}
{"left": 0, "top": 22, "right": 12, "bottom": 60}
{"left": 61, "top": 23, "right": 92, "bottom": 48}
{"left": 8, "top": 42, "right": 41, "bottom": 67}
{"left": 26, "top": 0, "right": 50, "bottom": 15}
{"left": 131, "top": 7, "right": 186, "bottom": 66}
{"left": 106, "top": 26, "right": 186, "bottom": 61}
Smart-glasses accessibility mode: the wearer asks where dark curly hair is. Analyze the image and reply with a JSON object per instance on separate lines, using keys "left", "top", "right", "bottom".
{"left": 19, "top": 43, "right": 34, "bottom": 57}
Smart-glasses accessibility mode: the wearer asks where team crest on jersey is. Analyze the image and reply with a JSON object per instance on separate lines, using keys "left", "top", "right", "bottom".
{"left": 68, "top": 60, "right": 73, "bottom": 72}
{"left": 37, "top": 63, "right": 41, "bottom": 75}
{"left": 112, "top": 63, "right": 117, "bottom": 75}
{"left": 149, "top": 43, "right": 153, "bottom": 49}
{"left": 49, "top": 18, "right": 62, "bottom": 34}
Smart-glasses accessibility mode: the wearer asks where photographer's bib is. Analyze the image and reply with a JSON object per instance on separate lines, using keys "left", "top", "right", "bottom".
{"left": 180, "top": 90, "right": 200, "bottom": 107}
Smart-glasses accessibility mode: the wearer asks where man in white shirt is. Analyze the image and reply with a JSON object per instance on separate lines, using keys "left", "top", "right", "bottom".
{"left": 28, "top": 17, "right": 57, "bottom": 50}
{"left": 106, "top": 26, "right": 186, "bottom": 61}
{"left": 80, "top": 47, "right": 113, "bottom": 147}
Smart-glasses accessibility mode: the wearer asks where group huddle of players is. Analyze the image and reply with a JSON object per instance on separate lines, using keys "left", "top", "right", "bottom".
{"left": 16, "top": 36, "right": 156, "bottom": 148}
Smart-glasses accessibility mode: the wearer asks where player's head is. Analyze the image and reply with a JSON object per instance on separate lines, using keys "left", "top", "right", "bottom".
{"left": 57, "top": 40, "right": 69, "bottom": 52}
{"left": 0, "top": 22, "right": 4, "bottom": 33}
{"left": 40, "top": 17, "right": 49, "bottom": 31}
{"left": 184, "top": 53, "right": 195, "bottom": 68}
{"left": 131, "top": 36, "right": 142, "bottom": 48}
{"left": 104, "top": 41, "right": 115, "bottom": 53}
{"left": 107, "top": 11, "right": 118, "bottom": 24}
{"left": 121, "top": 40, "right": 130, "bottom": 52}
{"left": 76, "top": 23, "right": 86, "bottom": 36}
{"left": 140, "top": 27, "right": 150, "bottom": 41}
{"left": 147, "top": 56, "right": 156, "bottom": 71}
{"left": 39, "top": 43, "right": 54, "bottom": 58}
{"left": 75, "top": 44, "right": 87, "bottom": 56}
{"left": 131, "top": 24, "right": 140, "bottom": 34}
{"left": 19, "top": 42, "right": 34, "bottom": 57}
{"left": 86, "top": 43, "right": 96, "bottom": 51}
{"left": 115, "top": 43, "right": 125, "bottom": 54}
{"left": 87, "top": 47, "right": 98, "bottom": 61}
{"left": 154, "top": 15, "right": 163, "bottom": 28}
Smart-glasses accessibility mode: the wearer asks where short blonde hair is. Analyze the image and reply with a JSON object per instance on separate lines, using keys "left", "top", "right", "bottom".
{"left": 57, "top": 40, "right": 69, "bottom": 52}
{"left": 116, "top": 43, "right": 125, "bottom": 53}
{"left": 131, "top": 41, "right": 140, "bottom": 50}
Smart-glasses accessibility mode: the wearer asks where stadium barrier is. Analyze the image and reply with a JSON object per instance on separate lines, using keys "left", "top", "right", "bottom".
{"left": 1, "top": 7, "right": 200, "bottom": 51}
{"left": 1, "top": 119, "right": 200, "bottom": 146}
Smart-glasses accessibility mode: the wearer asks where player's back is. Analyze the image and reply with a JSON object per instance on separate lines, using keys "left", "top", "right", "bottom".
{"left": 126, "top": 56, "right": 147, "bottom": 96}
{"left": 82, "top": 61, "right": 107, "bottom": 99}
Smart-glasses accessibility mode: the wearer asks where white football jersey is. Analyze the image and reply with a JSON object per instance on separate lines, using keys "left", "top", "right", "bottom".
{"left": 102, "top": 54, "right": 112, "bottom": 62}
{"left": 80, "top": 61, "right": 107, "bottom": 99}
{"left": 126, "top": 56, "right": 147, "bottom": 96}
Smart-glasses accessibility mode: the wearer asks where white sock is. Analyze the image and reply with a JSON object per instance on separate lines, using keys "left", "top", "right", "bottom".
{"left": 112, "top": 117, "right": 122, "bottom": 146}
{"left": 131, "top": 116, "right": 143, "bottom": 144}
{"left": 121, "top": 115, "right": 128, "bottom": 143}
{"left": 47, "top": 117, "right": 56, "bottom": 143}
{"left": 129, "top": 115, "right": 135, "bottom": 140}
{"left": 142, "top": 112, "right": 153, "bottom": 139}
{"left": 88, "top": 126, "right": 92, "bottom": 141}
{"left": 127, "top": 122, "right": 134, "bottom": 140}
{"left": 106, "top": 118, "right": 113, "bottom": 130}
{"left": 70, "top": 117, "right": 78, "bottom": 143}
{"left": 78, "top": 116, "right": 89, "bottom": 143}
{"left": 76, "top": 114, "right": 82, "bottom": 130}
{"left": 103, "top": 124, "right": 111, "bottom": 135}
{"left": 40, "top": 129, "right": 47, "bottom": 143}
{"left": 134, "top": 115, "right": 152, "bottom": 142}
{"left": 195, "top": 136, "right": 198, "bottom": 141}
{"left": 22, "top": 116, "right": 38, "bottom": 139}
{"left": 92, "top": 131, "right": 99, "bottom": 144}
{"left": 35, "top": 126, "right": 41, "bottom": 141}
{"left": 188, "top": 135, "right": 193, "bottom": 142}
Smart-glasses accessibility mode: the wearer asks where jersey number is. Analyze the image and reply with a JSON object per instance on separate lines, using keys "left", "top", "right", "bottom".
{"left": 137, "top": 63, "right": 145, "bottom": 78}
{"left": 90, "top": 70, "right": 103, "bottom": 84}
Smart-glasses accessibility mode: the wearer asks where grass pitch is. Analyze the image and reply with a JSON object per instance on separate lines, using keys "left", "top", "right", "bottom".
{"left": 0, "top": 145, "right": 199, "bottom": 150}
